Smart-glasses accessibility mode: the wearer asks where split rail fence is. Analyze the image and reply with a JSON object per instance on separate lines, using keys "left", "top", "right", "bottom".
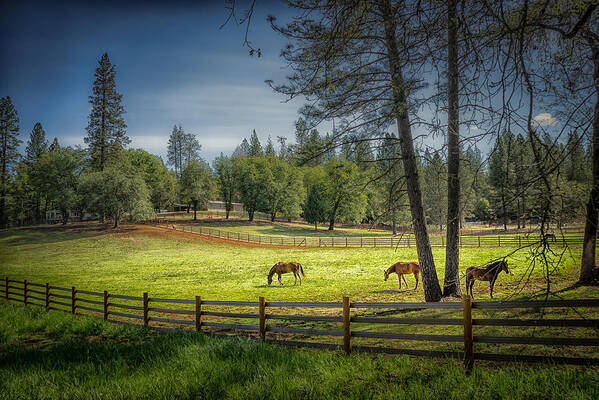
{"left": 3, "top": 276, "right": 599, "bottom": 369}
{"left": 158, "top": 223, "right": 585, "bottom": 248}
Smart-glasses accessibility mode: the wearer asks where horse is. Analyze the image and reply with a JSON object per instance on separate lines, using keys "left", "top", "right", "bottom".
{"left": 383, "top": 261, "right": 420, "bottom": 290}
{"left": 267, "top": 262, "right": 305, "bottom": 286}
{"left": 465, "top": 260, "right": 509, "bottom": 299}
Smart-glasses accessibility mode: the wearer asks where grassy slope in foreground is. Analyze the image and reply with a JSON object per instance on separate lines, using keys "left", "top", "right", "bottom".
{"left": 1, "top": 303, "right": 598, "bottom": 400}
{"left": 0, "top": 224, "right": 595, "bottom": 302}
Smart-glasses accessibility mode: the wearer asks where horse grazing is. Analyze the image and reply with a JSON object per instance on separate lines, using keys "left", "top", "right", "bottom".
{"left": 465, "top": 260, "right": 509, "bottom": 299}
{"left": 268, "top": 262, "right": 305, "bottom": 286}
{"left": 384, "top": 261, "right": 420, "bottom": 290}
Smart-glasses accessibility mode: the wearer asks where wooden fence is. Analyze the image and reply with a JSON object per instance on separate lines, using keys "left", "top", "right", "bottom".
{"left": 3, "top": 276, "right": 599, "bottom": 369}
{"left": 158, "top": 223, "right": 586, "bottom": 248}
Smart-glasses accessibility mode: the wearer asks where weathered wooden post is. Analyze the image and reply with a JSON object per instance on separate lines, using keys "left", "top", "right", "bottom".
{"left": 24, "top": 279, "right": 28, "bottom": 306}
{"left": 259, "top": 296, "right": 266, "bottom": 341}
{"left": 103, "top": 291, "right": 109, "bottom": 320}
{"left": 45, "top": 283, "right": 50, "bottom": 309}
{"left": 71, "top": 286, "right": 77, "bottom": 314}
{"left": 478, "top": 236, "right": 481, "bottom": 247}
{"left": 195, "top": 296, "right": 202, "bottom": 332}
{"left": 143, "top": 292, "right": 149, "bottom": 327}
{"left": 343, "top": 296, "right": 351, "bottom": 354}
{"left": 462, "top": 295, "right": 474, "bottom": 371}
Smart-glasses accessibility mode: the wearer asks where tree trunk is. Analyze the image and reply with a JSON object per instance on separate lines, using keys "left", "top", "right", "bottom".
{"left": 329, "top": 198, "right": 341, "bottom": 231}
{"left": 315, "top": 221, "right": 318, "bottom": 231}
{"left": 579, "top": 47, "right": 599, "bottom": 284}
{"left": 443, "top": 0, "right": 461, "bottom": 298}
{"left": 193, "top": 201, "right": 197, "bottom": 221}
{"left": 248, "top": 210, "right": 254, "bottom": 221}
{"left": 502, "top": 192, "right": 507, "bottom": 230}
{"left": 113, "top": 215, "right": 118, "bottom": 228}
{"left": 380, "top": 0, "right": 442, "bottom": 301}
{"left": 517, "top": 198, "right": 521, "bottom": 229}
{"left": 271, "top": 211, "right": 276, "bottom": 222}
{"left": 392, "top": 210, "right": 397, "bottom": 236}
{"left": 225, "top": 204, "right": 230, "bottom": 219}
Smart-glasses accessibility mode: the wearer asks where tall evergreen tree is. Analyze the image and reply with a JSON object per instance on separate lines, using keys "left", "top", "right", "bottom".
{"left": 265, "top": 136, "right": 276, "bottom": 156}
{"left": 182, "top": 132, "right": 201, "bottom": 166}
{"left": 248, "top": 130, "right": 262, "bottom": 157}
{"left": 25, "top": 122, "right": 48, "bottom": 165}
{"left": 214, "top": 153, "right": 236, "bottom": 219}
{"left": 49, "top": 138, "right": 60, "bottom": 152}
{"left": 84, "top": 53, "right": 129, "bottom": 171}
{"left": 0, "top": 96, "right": 21, "bottom": 227}
{"left": 167, "top": 124, "right": 184, "bottom": 178}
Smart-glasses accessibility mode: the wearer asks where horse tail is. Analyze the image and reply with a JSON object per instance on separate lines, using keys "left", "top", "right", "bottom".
{"left": 299, "top": 263, "right": 305, "bottom": 276}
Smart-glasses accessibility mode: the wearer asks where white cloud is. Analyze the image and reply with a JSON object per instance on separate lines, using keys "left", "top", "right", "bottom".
{"left": 533, "top": 113, "right": 558, "bottom": 127}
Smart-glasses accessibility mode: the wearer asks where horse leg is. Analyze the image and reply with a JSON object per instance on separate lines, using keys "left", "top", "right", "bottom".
{"left": 414, "top": 272, "right": 419, "bottom": 290}
{"left": 490, "top": 276, "right": 497, "bottom": 299}
{"left": 294, "top": 271, "right": 297, "bottom": 285}
{"left": 398, "top": 274, "right": 401, "bottom": 289}
{"left": 278, "top": 272, "right": 283, "bottom": 285}
{"left": 402, "top": 274, "right": 409, "bottom": 289}
{"left": 469, "top": 280, "right": 475, "bottom": 299}
{"left": 298, "top": 271, "right": 302, "bottom": 286}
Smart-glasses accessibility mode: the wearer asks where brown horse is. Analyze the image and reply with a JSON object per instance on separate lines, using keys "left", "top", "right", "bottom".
{"left": 465, "top": 260, "right": 509, "bottom": 299}
{"left": 268, "top": 262, "right": 305, "bottom": 286}
{"left": 384, "top": 261, "right": 420, "bottom": 290}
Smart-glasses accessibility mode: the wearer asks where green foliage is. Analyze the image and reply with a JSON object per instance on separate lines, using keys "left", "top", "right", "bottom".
{"left": 248, "top": 130, "right": 263, "bottom": 157}
{"left": 80, "top": 160, "right": 153, "bottom": 227}
{"left": 303, "top": 168, "right": 328, "bottom": 229}
{"left": 167, "top": 124, "right": 201, "bottom": 179}
{"left": 24, "top": 122, "right": 47, "bottom": 166}
{"left": 84, "top": 53, "right": 129, "bottom": 171}
{"left": 213, "top": 154, "right": 236, "bottom": 218}
{"left": 0, "top": 96, "right": 22, "bottom": 228}
{"left": 233, "top": 156, "right": 268, "bottom": 221}
{"left": 473, "top": 198, "right": 493, "bottom": 221}
{"left": 180, "top": 160, "right": 215, "bottom": 220}
{"left": 127, "top": 149, "right": 176, "bottom": 211}
{"left": 323, "top": 158, "right": 367, "bottom": 229}
{"left": 421, "top": 151, "right": 448, "bottom": 228}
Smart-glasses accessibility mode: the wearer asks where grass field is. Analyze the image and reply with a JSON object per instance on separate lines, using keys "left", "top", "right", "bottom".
{"left": 0, "top": 223, "right": 593, "bottom": 302}
{"left": 1, "top": 302, "right": 598, "bottom": 400}
{"left": 1, "top": 223, "right": 598, "bottom": 361}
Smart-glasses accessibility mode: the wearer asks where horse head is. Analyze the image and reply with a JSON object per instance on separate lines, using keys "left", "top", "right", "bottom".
{"left": 502, "top": 260, "right": 510, "bottom": 274}
{"left": 384, "top": 269, "right": 390, "bottom": 281}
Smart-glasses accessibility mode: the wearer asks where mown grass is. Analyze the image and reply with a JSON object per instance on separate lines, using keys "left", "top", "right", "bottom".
{"left": 1, "top": 302, "right": 598, "bottom": 400}
{"left": 0, "top": 224, "right": 594, "bottom": 303}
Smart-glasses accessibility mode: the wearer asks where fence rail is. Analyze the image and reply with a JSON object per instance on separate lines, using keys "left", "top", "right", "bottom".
{"left": 157, "top": 223, "right": 587, "bottom": 248}
{"left": 3, "top": 275, "right": 599, "bottom": 369}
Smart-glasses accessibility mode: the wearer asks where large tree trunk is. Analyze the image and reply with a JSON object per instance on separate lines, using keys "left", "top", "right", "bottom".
{"left": 443, "top": 0, "right": 461, "bottom": 298}
{"left": 329, "top": 198, "right": 341, "bottom": 231}
{"left": 579, "top": 47, "right": 599, "bottom": 284}
{"left": 271, "top": 211, "right": 276, "bottom": 222}
{"left": 248, "top": 210, "right": 254, "bottom": 221}
{"left": 380, "top": 0, "right": 442, "bottom": 301}
{"left": 193, "top": 201, "right": 197, "bottom": 221}
{"left": 501, "top": 192, "right": 507, "bottom": 230}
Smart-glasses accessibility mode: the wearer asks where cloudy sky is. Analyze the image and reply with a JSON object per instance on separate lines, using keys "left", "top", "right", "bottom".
{"left": 0, "top": 0, "right": 304, "bottom": 162}
{"left": 1, "top": 0, "right": 560, "bottom": 164}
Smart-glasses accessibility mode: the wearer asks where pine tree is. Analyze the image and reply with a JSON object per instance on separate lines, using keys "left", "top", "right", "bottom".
{"left": 182, "top": 132, "right": 201, "bottom": 166}
{"left": 265, "top": 136, "right": 276, "bottom": 156}
{"left": 25, "top": 122, "right": 47, "bottom": 165}
{"left": 248, "top": 130, "right": 262, "bottom": 157}
{"left": 84, "top": 53, "right": 129, "bottom": 171}
{"left": 0, "top": 96, "right": 21, "bottom": 227}
{"left": 167, "top": 124, "right": 184, "bottom": 178}
{"left": 49, "top": 138, "right": 60, "bottom": 152}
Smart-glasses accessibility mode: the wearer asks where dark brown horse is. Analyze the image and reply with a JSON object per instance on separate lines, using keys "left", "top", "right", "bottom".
{"left": 268, "top": 262, "right": 305, "bottom": 286}
{"left": 384, "top": 261, "right": 420, "bottom": 290}
{"left": 465, "top": 260, "right": 509, "bottom": 299}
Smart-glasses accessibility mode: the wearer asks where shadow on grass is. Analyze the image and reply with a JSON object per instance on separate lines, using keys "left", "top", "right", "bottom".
{"left": 0, "top": 224, "right": 133, "bottom": 246}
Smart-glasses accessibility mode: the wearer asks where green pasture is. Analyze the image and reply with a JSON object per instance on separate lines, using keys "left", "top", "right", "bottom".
{"left": 0, "top": 224, "right": 593, "bottom": 303}
{"left": 2, "top": 303, "right": 598, "bottom": 400}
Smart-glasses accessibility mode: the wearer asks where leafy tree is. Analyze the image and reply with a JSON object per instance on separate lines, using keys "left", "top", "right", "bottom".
{"left": 263, "top": 155, "right": 303, "bottom": 221}
{"left": 49, "top": 137, "right": 60, "bottom": 152}
{"left": 213, "top": 154, "right": 236, "bottom": 219}
{"left": 473, "top": 198, "right": 493, "bottom": 222}
{"left": 0, "top": 96, "right": 21, "bottom": 227}
{"left": 180, "top": 160, "right": 214, "bottom": 220}
{"left": 323, "top": 158, "right": 366, "bottom": 230}
{"left": 84, "top": 53, "right": 129, "bottom": 171}
{"left": 303, "top": 167, "right": 328, "bottom": 230}
{"left": 80, "top": 160, "right": 153, "bottom": 228}
{"left": 127, "top": 149, "right": 176, "bottom": 211}
{"left": 35, "top": 147, "right": 85, "bottom": 224}
{"left": 233, "top": 156, "right": 268, "bottom": 221}
{"left": 376, "top": 133, "right": 405, "bottom": 235}
{"left": 488, "top": 132, "right": 515, "bottom": 230}
{"left": 182, "top": 132, "right": 201, "bottom": 166}
{"left": 422, "top": 151, "right": 448, "bottom": 230}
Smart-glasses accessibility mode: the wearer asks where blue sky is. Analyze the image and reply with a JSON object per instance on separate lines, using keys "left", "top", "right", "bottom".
{"left": 1, "top": 0, "right": 561, "bottom": 165}
{"left": 0, "top": 0, "right": 302, "bottom": 163}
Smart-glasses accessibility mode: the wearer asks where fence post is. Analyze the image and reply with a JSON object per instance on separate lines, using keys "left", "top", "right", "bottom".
{"left": 24, "top": 279, "right": 28, "bottom": 306}
{"left": 259, "top": 296, "right": 266, "bottom": 341}
{"left": 498, "top": 236, "right": 501, "bottom": 247}
{"left": 462, "top": 295, "right": 474, "bottom": 371}
{"left": 343, "top": 296, "right": 351, "bottom": 354}
{"left": 5, "top": 277, "right": 8, "bottom": 300}
{"left": 374, "top": 237, "right": 376, "bottom": 248}
{"left": 519, "top": 236, "right": 522, "bottom": 247}
{"left": 346, "top": 237, "right": 348, "bottom": 247}
{"left": 361, "top": 237, "right": 363, "bottom": 247}
{"left": 195, "top": 296, "right": 202, "bottom": 331}
{"left": 45, "top": 283, "right": 50, "bottom": 309}
{"left": 478, "top": 236, "right": 481, "bottom": 247}
{"left": 143, "top": 292, "right": 149, "bottom": 327}
{"left": 71, "top": 286, "right": 77, "bottom": 314}
{"left": 103, "top": 291, "right": 109, "bottom": 320}
{"left": 408, "top": 235, "right": 410, "bottom": 248}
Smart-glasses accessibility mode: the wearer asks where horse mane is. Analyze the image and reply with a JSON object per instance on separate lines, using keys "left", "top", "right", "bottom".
{"left": 485, "top": 260, "right": 506, "bottom": 273}
{"left": 268, "top": 263, "right": 279, "bottom": 278}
